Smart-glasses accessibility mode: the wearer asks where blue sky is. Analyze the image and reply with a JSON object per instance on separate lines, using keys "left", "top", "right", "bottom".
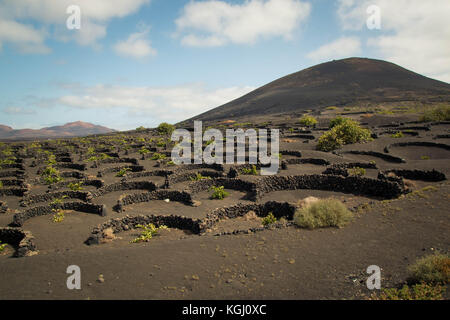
{"left": 0, "top": 0, "right": 449, "bottom": 130}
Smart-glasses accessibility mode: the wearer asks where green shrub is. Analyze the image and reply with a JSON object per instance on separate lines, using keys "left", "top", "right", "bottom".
{"left": 241, "top": 165, "right": 258, "bottom": 175}
{"left": 370, "top": 283, "right": 445, "bottom": 300}
{"left": 0, "top": 181, "right": 3, "bottom": 189}
{"left": 408, "top": 254, "right": 450, "bottom": 284}
{"left": 262, "top": 212, "right": 277, "bottom": 226}
{"left": 157, "top": 122, "right": 175, "bottom": 136}
{"left": 0, "top": 241, "right": 6, "bottom": 252}
{"left": 210, "top": 186, "right": 229, "bottom": 200}
{"left": 98, "top": 153, "right": 112, "bottom": 160}
{"left": 419, "top": 105, "right": 450, "bottom": 122}
{"left": 42, "top": 166, "right": 63, "bottom": 185}
{"left": 67, "top": 182, "right": 83, "bottom": 191}
{"left": 0, "top": 158, "right": 16, "bottom": 165}
{"left": 190, "top": 173, "right": 211, "bottom": 181}
{"left": 84, "top": 153, "right": 112, "bottom": 162}
{"left": 347, "top": 167, "right": 366, "bottom": 176}
{"left": 46, "top": 153, "right": 57, "bottom": 166}
{"left": 421, "top": 155, "right": 430, "bottom": 160}
{"left": 116, "top": 167, "right": 131, "bottom": 177}
{"left": 391, "top": 131, "right": 404, "bottom": 138}
{"left": 50, "top": 196, "right": 68, "bottom": 206}
{"left": 294, "top": 198, "right": 353, "bottom": 229}
{"left": 298, "top": 115, "right": 318, "bottom": 127}
{"left": 151, "top": 152, "right": 167, "bottom": 160}
{"left": 136, "top": 126, "right": 146, "bottom": 131}
{"left": 131, "top": 224, "right": 168, "bottom": 243}
{"left": 317, "top": 120, "right": 372, "bottom": 152}
{"left": 156, "top": 138, "right": 167, "bottom": 148}
{"left": 329, "top": 116, "right": 353, "bottom": 129}
{"left": 87, "top": 147, "right": 95, "bottom": 155}
{"left": 139, "top": 147, "right": 150, "bottom": 155}
{"left": 52, "top": 209, "right": 65, "bottom": 223}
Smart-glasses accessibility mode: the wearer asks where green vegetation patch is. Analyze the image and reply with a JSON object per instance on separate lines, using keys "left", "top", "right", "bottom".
{"left": 157, "top": 122, "right": 175, "bottom": 136}
{"left": 317, "top": 119, "right": 372, "bottom": 152}
{"left": 298, "top": 115, "right": 318, "bottom": 127}
{"left": 294, "top": 198, "right": 353, "bottom": 229}
{"left": 131, "top": 224, "right": 168, "bottom": 243}
{"left": 408, "top": 253, "right": 450, "bottom": 285}
{"left": 419, "top": 105, "right": 450, "bottom": 122}
{"left": 262, "top": 212, "right": 277, "bottom": 226}
{"left": 210, "top": 186, "right": 229, "bottom": 200}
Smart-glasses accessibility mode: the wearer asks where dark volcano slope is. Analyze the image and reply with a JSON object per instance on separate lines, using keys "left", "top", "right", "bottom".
{"left": 181, "top": 57, "right": 450, "bottom": 123}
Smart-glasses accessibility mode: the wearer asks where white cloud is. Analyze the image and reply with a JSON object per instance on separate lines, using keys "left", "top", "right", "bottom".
{"left": 114, "top": 28, "right": 157, "bottom": 59}
{"left": 33, "top": 83, "right": 256, "bottom": 123}
{"left": 175, "top": 0, "right": 311, "bottom": 47}
{"left": 0, "top": 0, "right": 150, "bottom": 51}
{"left": 0, "top": 19, "right": 50, "bottom": 54}
{"left": 2, "top": 106, "right": 36, "bottom": 115}
{"left": 306, "top": 37, "right": 361, "bottom": 61}
{"left": 337, "top": 0, "right": 450, "bottom": 82}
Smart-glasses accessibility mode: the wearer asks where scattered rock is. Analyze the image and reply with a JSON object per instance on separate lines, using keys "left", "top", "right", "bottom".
{"left": 97, "top": 274, "right": 105, "bottom": 283}
{"left": 191, "top": 200, "right": 202, "bottom": 207}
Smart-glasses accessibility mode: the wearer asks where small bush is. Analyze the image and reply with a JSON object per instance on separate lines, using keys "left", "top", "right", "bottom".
{"left": 317, "top": 120, "right": 372, "bottom": 152}
{"left": 408, "top": 254, "right": 450, "bottom": 284}
{"left": 42, "top": 166, "right": 63, "bottom": 185}
{"left": 262, "top": 212, "right": 277, "bottom": 226}
{"left": 0, "top": 181, "right": 3, "bottom": 189}
{"left": 370, "top": 283, "right": 445, "bottom": 300}
{"left": 329, "top": 116, "right": 353, "bottom": 128}
{"left": 190, "top": 173, "right": 211, "bottom": 181}
{"left": 294, "top": 198, "right": 353, "bottom": 229}
{"left": 139, "top": 147, "right": 150, "bottom": 155}
{"left": 131, "top": 224, "right": 168, "bottom": 243}
{"left": 391, "top": 131, "right": 404, "bottom": 138}
{"left": 46, "top": 153, "right": 57, "bottom": 166}
{"left": 136, "top": 126, "right": 146, "bottom": 131}
{"left": 52, "top": 209, "right": 65, "bottom": 223}
{"left": 151, "top": 153, "right": 166, "bottom": 160}
{"left": 157, "top": 122, "right": 175, "bottom": 136}
{"left": 347, "top": 167, "right": 366, "bottom": 176}
{"left": 241, "top": 165, "right": 258, "bottom": 175}
{"left": 85, "top": 153, "right": 112, "bottom": 162}
{"left": 298, "top": 115, "right": 318, "bottom": 127}
{"left": 50, "top": 196, "right": 68, "bottom": 206}
{"left": 156, "top": 138, "right": 167, "bottom": 148}
{"left": 0, "top": 241, "right": 7, "bottom": 252}
{"left": 419, "top": 105, "right": 450, "bottom": 122}
{"left": 67, "top": 182, "right": 83, "bottom": 191}
{"left": 116, "top": 167, "right": 131, "bottom": 177}
{"left": 421, "top": 155, "right": 430, "bottom": 160}
{"left": 210, "top": 186, "right": 229, "bottom": 200}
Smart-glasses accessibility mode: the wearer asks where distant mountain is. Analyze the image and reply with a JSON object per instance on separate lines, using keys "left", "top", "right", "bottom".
{"left": 180, "top": 57, "right": 450, "bottom": 124}
{"left": 0, "top": 121, "right": 116, "bottom": 140}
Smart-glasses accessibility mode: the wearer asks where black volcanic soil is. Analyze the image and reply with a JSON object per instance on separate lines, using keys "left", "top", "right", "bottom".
{"left": 0, "top": 108, "right": 449, "bottom": 300}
